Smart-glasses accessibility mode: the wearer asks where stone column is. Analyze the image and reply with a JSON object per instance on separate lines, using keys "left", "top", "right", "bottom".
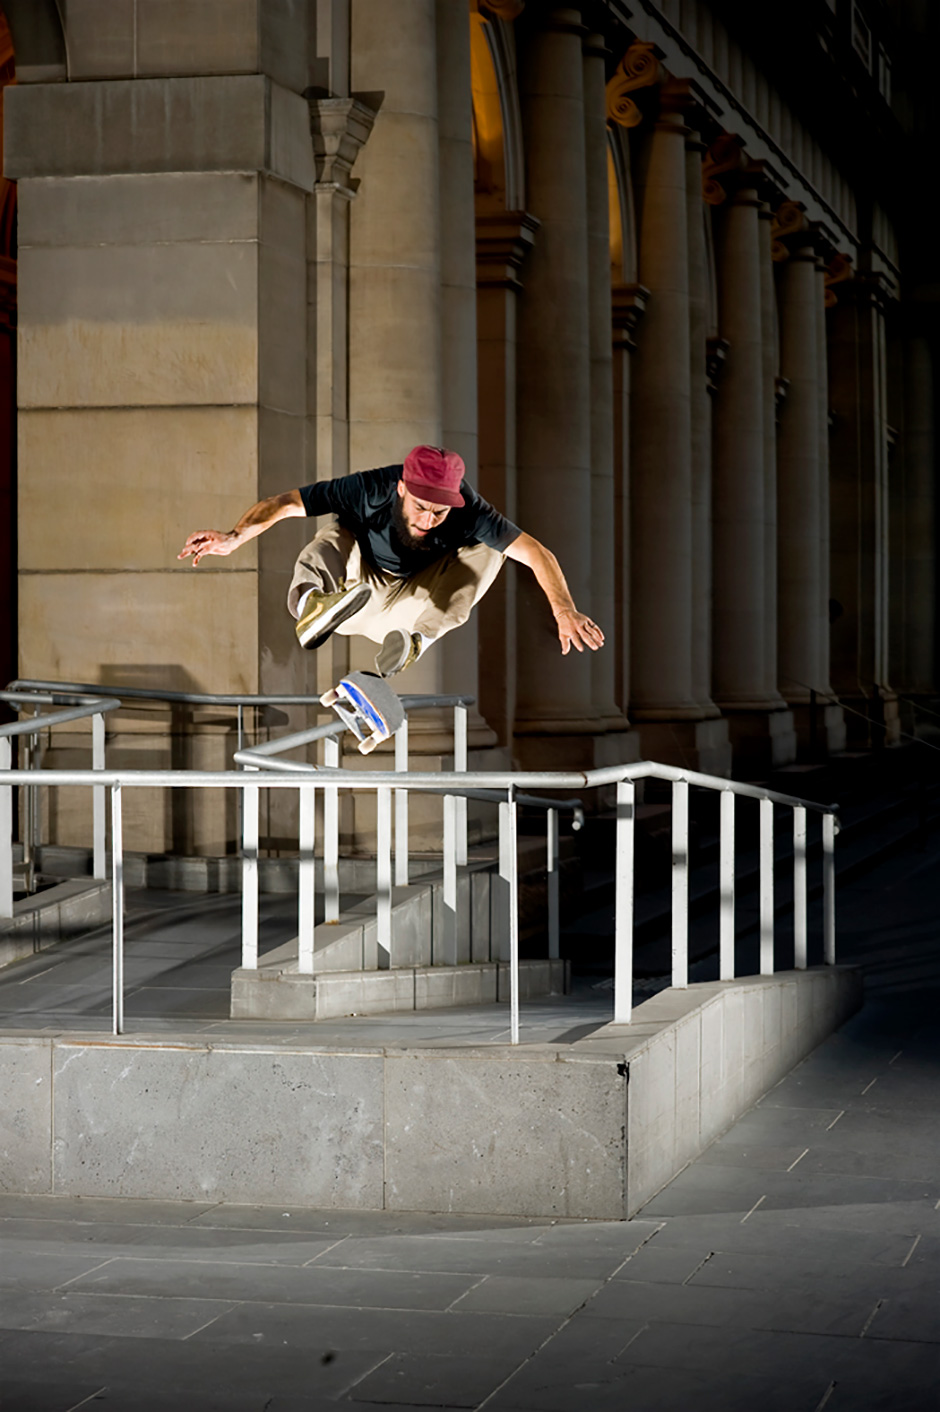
{"left": 513, "top": 5, "right": 601, "bottom": 766}
{"left": 814, "top": 252, "right": 845, "bottom": 751}
{"left": 629, "top": 92, "right": 695, "bottom": 718}
{"left": 476, "top": 213, "right": 538, "bottom": 745}
{"left": 582, "top": 30, "right": 624, "bottom": 739}
{"left": 894, "top": 331, "right": 935, "bottom": 694}
{"left": 612, "top": 284, "right": 647, "bottom": 721}
{"left": 829, "top": 271, "right": 900, "bottom": 744}
{"left": 685, "top": 132, "right": 716, "bottom": 718}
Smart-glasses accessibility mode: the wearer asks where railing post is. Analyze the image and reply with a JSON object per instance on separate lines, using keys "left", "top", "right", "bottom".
{"left": 298, "top": 783, "right": 316, "bottom": 974}
{"left": 111, "top": 784, "right": 125, "bottom": 1036}
{"left": 440, "top": 793, "right": 458, "bottom": 965}
{"left": 241, "top": 776, "right": 260, "bottom": 970}
{"left": 376, "top": 785, "right": 392, "bottom": 967}
{"left": 92, "top": 712, "right": 107, "bottom": 881}
{"left": 394, "top": 717, "right": 409, "bottom": 887}
{"left": 719, "top": 789, "right": 735, "bottom": 981}
{"left": 547, "top": 808, "right": 559, "bottom": 961}
{"left": 501, "top": 789, "right": 520, "bottom": 1045}
{"left": 759, "top": 796, "right": 774, "bottom": 974}
{"left": 823, "top": 811, "right": 836, "bottom": 964}
{"left": 0, "top": 738, "right": 12, "bottom": 919}
{"left": 672, "top": 780, "right": 689, "bottom": 989}
{"left": 454, "top": 703, "right": 468, "bottom": 867}
{"left": 324, "top": 736, "right": 340, "bottom": 921}
{"left": 613, "top": 780, "right": 635, "bottom": 1024}
{"left": 793, "top": 805, "right": 807, "bottom": 969}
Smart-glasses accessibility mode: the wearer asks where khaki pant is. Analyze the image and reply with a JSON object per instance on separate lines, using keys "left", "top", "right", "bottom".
{"left": 288, "top": 522, "right": 506, "bottom": 645}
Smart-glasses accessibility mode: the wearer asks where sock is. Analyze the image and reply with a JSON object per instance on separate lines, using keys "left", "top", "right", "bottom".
{"left": 415, "top": 633, "right": 434, "bottom": 659}
{"left": 296, "top": 587, "right": 319, "bottom": 618}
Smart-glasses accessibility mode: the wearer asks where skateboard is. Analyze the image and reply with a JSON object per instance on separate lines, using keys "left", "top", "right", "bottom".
{"left": 320, "top": 670, "right": 405, "bottom": 755}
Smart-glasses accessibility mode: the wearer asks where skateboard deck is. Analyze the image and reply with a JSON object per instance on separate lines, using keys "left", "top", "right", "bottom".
{"left": 320, "top": 670, "right": 405, "bottom": 755}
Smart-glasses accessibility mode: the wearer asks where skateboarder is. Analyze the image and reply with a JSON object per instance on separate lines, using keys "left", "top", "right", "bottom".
{"left": 179, "top": 446, "right": 604, "bottom": 678}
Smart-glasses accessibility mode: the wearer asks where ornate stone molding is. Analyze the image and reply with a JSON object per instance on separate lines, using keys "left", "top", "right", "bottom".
{"left": 606, "top": 40, "right": 666, "bottom": 128}
{"left": 481, "top": 0, "right": 525, "bottom": 19}
{"left": 476, "top": 210, "right": 540, "bottom": 290}
{"left": 308, "top": 97, "right": 378, "bottom": 196}
{"left": 824, "top": 252, "right": 854, "bottom": 307}
{"left": 701, "top": 133, "right": 747, "bottom": 205}
{"left": 770, "top": 200, "right": 808, "bottom": 260}
{"left": 612, "top": 283, "right": 649, "bottom": 351}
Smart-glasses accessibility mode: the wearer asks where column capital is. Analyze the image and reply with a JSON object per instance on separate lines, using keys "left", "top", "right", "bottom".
{"left": 480, "top": 0, "right": 526, "bottom": 19}
{"left": 770, "top": 199, "right": 810, "bottom": 260}
{"left": 476, "top": 210, "right": 540, "bottom": 290}
{"left": 702, "top": 133, "right": 747, "bottom": 205}
{"left": 605, "top": 39, "right": 665, "bottom": 128}
{"left": 824, "top": 252, "right": 854, "bottom": 307}
{"left": 611, "top": 282, "right": 649, "bottom": 350}
{"left": 308, "top": 96, "right": 378, "bottom": 195}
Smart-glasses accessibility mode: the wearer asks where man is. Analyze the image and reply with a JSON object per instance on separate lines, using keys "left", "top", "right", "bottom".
{"left": 179, "top": 445, "right": 604, "bottom": 677}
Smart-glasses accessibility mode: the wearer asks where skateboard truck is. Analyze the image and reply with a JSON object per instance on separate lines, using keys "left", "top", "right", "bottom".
{"left": 320, "top": 670, "right": 405, "bottom": 755}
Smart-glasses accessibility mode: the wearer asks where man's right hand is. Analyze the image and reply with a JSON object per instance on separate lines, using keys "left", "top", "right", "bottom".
{"left": 177, "top": 530, "right": 239, "bottom": 566}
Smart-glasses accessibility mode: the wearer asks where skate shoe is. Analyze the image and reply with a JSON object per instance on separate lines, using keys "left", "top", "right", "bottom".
{"left": 295, "top": 583, "right": 371, "bottom": 650}
{"left": 375, "top": 628, "right": 421, "bottom": 678}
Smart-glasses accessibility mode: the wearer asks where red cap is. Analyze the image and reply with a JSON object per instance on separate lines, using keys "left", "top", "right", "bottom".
{"left": 402, "top": 446, "right": 466, "bottom": 508}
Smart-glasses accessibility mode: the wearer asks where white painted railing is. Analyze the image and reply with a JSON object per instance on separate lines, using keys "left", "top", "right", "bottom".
{"left": 1, "top": 754, "right": 839, "bottom": 1043}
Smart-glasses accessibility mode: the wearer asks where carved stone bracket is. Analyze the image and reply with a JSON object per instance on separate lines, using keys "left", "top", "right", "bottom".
{"left": 612, "top": 283, "right": 650, "bottom": 351}
{"left": 476, "top": 210, "right": 540, "bottom": 290}
{"left": 824, "top": 252, "right": 854, "bottom": 307}
{"left": 702, "top": 133, "right": 747, "bottom": 205}
{"left": 308, "top": 97, "right": 378, "bottom": 196}
{"left": 770, "top": 200, "right": 808, "bottom": 260}
{"left": 606, "top": 40, "right": 666, "bottom": 128}
{"left": 481, "top": 0, "right": 525, "bottom": 19}
{"left": 706, "top": 335, "right": 730, "bottom": 395}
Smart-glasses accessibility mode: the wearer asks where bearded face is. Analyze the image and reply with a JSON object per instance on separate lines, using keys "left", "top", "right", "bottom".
{"left": 391, "top": 490, "right": 443, "bottom": 555}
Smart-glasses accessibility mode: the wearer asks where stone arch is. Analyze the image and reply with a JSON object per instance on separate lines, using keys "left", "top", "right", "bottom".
{"left": 470, "top": 2, "right": 525, "bottom": 214}
{"left": 0, "top": 0, "right": 66, "bottom": 83}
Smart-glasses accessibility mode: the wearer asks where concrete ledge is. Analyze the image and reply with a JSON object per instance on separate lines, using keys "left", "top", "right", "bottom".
{"left": 0, "top": 880, "right": 113, "bottom": 969}
{"left": 0, "top": 966, "right": 861, "bottom": 1216}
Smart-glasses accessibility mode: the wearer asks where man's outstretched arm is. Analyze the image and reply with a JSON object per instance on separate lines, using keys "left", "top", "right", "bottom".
{"left": 504, "top": 532, "right": 604, "bottom": 654}
{"left": 178, "top": 490, "right": 306, "bottom": 566}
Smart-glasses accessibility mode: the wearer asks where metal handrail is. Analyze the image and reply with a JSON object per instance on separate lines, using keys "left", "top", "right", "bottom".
{"left": 0, "top": 691, "right": 119, "bottom": 904}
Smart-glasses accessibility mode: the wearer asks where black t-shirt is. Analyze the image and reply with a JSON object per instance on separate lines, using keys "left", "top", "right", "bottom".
{"left": 298, "top": 465, "right": 521, "bottom": 578}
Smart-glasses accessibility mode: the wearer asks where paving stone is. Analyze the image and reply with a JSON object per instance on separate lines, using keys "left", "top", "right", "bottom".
{"left": 0, "top": 1289, "right": 236, "bottom": 1339}
{"left": 63, "top": 1256, "right": 481, "bottom": 1310}
{"left": 450, "top": 1275, "right": 599, "bottom": 1317}
{"left": 311, "top": 1233, "right": 630, "bottom": 1281}
{"left": 342, "top": 1349, "right": 532, "bottom": 1407}
{"left": 186, "top": 1300, "right": 561, "bottom": 1360}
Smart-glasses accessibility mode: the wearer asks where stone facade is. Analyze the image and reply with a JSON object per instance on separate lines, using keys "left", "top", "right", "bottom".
{"left": 0, "top": 1, "right": 933, "bottom": 851}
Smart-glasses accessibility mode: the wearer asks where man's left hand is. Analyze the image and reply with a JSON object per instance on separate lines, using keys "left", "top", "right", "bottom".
{"left": 556, "top": 611, "right": 605, "bottom": 655}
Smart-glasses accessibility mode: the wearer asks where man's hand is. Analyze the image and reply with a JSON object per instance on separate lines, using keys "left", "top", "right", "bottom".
{"left": 555, "top": 609, "right": 605, "bottom": 655}
{"left": 178, "top": 530, "right": 240, "bottom": 566}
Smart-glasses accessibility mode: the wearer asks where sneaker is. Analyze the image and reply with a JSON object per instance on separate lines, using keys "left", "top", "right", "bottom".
{"left": 375, "top": 628, "right": 421, "bottom": 678}
{"left": 295, "top": 584, "right": 371, "bottom": 650}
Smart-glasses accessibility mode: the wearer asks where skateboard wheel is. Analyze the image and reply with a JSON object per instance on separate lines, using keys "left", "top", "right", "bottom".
{"left": 358, "top": 733, "right": 381, "bottom": 755}
{"left": 320, "top": 688, "right": 340, "bottom": 707}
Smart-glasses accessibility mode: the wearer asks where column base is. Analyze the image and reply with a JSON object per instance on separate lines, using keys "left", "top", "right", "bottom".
{"left": 633, "top": 717, "right": 732, "bottom": 778}
{"left": 719, "top": 707, "right": 797, "bottom": 774}
{"left": 786, "top": 701, "right": 848, "bottom": 758}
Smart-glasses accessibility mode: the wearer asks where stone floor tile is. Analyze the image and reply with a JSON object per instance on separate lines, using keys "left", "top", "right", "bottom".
{"left": 581, "top": 1278, "right": 764, "bottom": 1326}
{"left": 697, "top": 1141, "right": 817, "bottom": 1171}
{"left": 341, "top": 1349, "right": 532, "bottom": 1407}
{"left": 187, "top": 1204, "right": 548, "bottom": 1239}
{"left": 62, "top": 1256, "right": 480, "bottom": 1310}
{"left": 310, "top": 1234, "right": 628, "bottom": 1282}
{"left": 187, "top": 1300, "right": 562, "bottom": 1362}
{"left": 610, "top": 1242, "right": 713, "bottom": 1284}
{"left": 0, "top": 1289, "right": 236, "bottom": 1339}
{"left": 450, "top": 1275, "right": 599, "bottom": 1317}
{"left": 0, "top": 1194, "right": 219, "bottom": 1226}
{"left": 0, "top": 1380, "right": 109, "bottom": 1412}
{"left": 0, "top": 1249, "right": 119, "bottom": 1294}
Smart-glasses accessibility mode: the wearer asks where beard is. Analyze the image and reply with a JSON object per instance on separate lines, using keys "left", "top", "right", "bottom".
{"left": 392, "top": 494, "right": 439, "bottom": 555}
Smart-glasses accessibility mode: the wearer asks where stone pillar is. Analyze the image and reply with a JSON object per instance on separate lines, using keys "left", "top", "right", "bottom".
{"left": 814, "top": 252, "right": 845, "bottom": 752}
{"left": 829, "top": 272, "right": 900, "bottom": 745}
{"left": 513, "top": 5, "right": 601, "bottom": 766}
{"left": 711, "top": 171, "right": 794, "bottom": 768}
{"left": 685, "top": 133, "right": 717, "bottom": 718}
{"left": 476, "top": 213, "right": 538, "bottom": 745}
{"left": 629, "top": 84, "right": 728, "bottom": 773}
{"left": 6, "top": 60, "right": 316, "bottom": 854}
{"left": 612, "top": 285, "right": 647, "bottom": 721}
{"left": 777, "top": 233, "right": 822, "bottom": 708}
{"left": 582, "top": 30, "right": 624, "bottom": 739}
{"left": 893, "top": 332, "right": 935, "bottom": 695}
